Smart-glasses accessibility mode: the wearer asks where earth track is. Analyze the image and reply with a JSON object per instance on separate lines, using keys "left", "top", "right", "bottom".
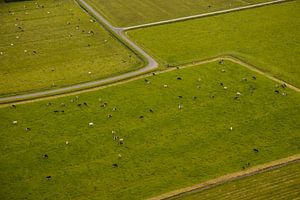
{"left": 0, "top": 0, "right": 294, "bottom": 104}
{"left": 147, "top": 154, "right": 300, "bottom": 200}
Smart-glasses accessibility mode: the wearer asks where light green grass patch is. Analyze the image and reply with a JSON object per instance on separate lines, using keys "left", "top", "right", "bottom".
{"left": 180, "top": 161, "right": 300, "bottom": 200}
{"left": 1, "top": 60, "right": 299, "bottom": 199}
{"left": 128, "top": 1, "right": 300, "bottom": 87}
{"left": 86, "top": 0, "right": 270, "bottom": 27}
{"left": 0, "top": 0, "right": 143, "bottom": 96}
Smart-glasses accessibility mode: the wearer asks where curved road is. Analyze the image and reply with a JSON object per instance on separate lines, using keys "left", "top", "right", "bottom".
{"left": 0, "top": 0, "right": 291, "bottom": 104}
{"left": 0, "top": 0, "right": 158, "bottom": 104}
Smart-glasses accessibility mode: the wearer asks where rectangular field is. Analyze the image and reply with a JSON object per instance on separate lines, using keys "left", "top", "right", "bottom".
{"left": 86, "top": 0, "right": 270, "bottom": 27}
{"left": 128, "top": 1, "right": 300, "bottom": 87}
{"left": 1, "top": 60, "right": 299, "bottom": 199}
{"left": 0, "top": 0, "right": 142, "bottom": 96}
{"left": 179, "top": 161, "right": 300, "bottom": 200}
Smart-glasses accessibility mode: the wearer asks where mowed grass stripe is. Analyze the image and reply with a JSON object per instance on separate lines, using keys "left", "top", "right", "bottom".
{"left": 0, "top": 0, "right": 143, "bottom": 96}
{"left": 178, "top": 162, "right": 300, "bottom": 200}
{"left": 128, "top": 1, "right": 300, "bottom": 87}
{"left": 85, "top": 0, "right": 270, "bottom": 27}
{"left": 0, "top": 60, "right": 299, "bottom": 199}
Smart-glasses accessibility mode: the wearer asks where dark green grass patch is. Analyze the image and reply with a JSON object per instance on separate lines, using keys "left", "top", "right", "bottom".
{"left": 128, "top": 1, "right": 300, "bottom": 87}
{"left": 180, "top": 161, "right": 300, "bottom": 200}
{"left": 0, "top": 61, "right": 299, "bottom": 199}
{"left": 0, "top": 0, "right": 142, "bottom": 96}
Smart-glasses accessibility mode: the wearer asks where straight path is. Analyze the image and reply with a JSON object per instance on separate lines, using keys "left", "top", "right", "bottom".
{"left": 121, "top": 0, "right": 291, "bottom": 31}
{"left": 147, "top": 154, "right": 300, "bottom": 200}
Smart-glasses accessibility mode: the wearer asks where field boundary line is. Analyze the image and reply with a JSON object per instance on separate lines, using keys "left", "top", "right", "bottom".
{"left": 0, "top": 55, "right": 299, "bottom": 107}
{"left": 147, "top": 154, "right": 300, "bottom": 200}
{"left": 121, "top": 0, "right": 292, "bottom": 31}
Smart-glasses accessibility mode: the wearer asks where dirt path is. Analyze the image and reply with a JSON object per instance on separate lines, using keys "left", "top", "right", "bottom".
{"left": 0, "top": 0, "right": 293, "bottom": 104}
{"left": 121, "top": 0, "right": 291, "bottom": 31}
{"left": 147, "top": 154, "right": 300, "bottom": 200}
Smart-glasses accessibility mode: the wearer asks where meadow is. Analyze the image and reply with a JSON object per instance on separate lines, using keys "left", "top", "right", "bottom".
{"left": 86, "top": 0, "right": 270, "bottom": 27}
{"left": 128, "top": 1, "right": 300, "bottom": 87}
{"left": 0, "top": 0, "right": 142, "bottom": 97}
{"left": 1, "top": 60, "right": 299, "bottom": 200}
{"left": 179, "top": 161, "right": 300, "bottom": 200}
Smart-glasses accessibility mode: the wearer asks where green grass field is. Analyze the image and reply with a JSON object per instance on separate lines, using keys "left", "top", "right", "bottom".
{"left": 86, "top": 0, "right": 269, "bottom": 27}
{"left": 1, "top": 60, "right": 299, "bottom": 200}
{"left": 179, "top": 161, "right": 300, "bottom": 200}
{"left": 0, "top": 0, "right": 142, "bottom": 97}
{"left": 128, "top": 1, "right": 300, "bottom": 87}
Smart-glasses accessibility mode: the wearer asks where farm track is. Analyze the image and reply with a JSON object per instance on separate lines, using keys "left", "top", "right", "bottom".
{"left": 147, "top": 154, "right": 300, "bottom": 200}
{"left": 0, "top": 0, "right": 294, "bottom": 105}
{"left": 0, "top": 54, "right": 299, "bottom": 108}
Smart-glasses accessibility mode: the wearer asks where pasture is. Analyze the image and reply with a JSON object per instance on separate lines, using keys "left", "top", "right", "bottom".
{"left": 86, "top": 0, "right": 270, "bottom": 27}
{"left": 179, "top": 161, "right": 300, "bottom": 200}
{"left": 0, "top": 0, "right": 142, "bottom": 96}
{"left": 1, "top": 60, "right": 299, "bottom": 200}
{"left": 128, "top": 1, "right": 300, "bottom": 87}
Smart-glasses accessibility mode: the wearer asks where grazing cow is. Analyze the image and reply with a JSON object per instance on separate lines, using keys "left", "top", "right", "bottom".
{"left": 219, "top": 60, "right": 224, "bottom": 64}
{"left": 253, "top": 148, "right": 259, "bottom": 153}
{"left": 46, "top": 176, "right": 51, "bottom": 179}
{"left": 281, "top": 83, "right": 287, "bottom": 88}
{"left": 119, "top": 138, "right": 124, "bottom": 145}
{"left": 178, "top": 104, "right": 183, "bottom": 110}
{"left": 193, "top": 96, "right": 197, "bottom": 100}
{"left": 77, "top": 103, "right": 82, "bottom": 107}
{"left": 12, "top": 104, "right": 16, "bottom": 108}
{"left": 65, "top": 141, "right": 69, "bottom": 145}
{"left": 242, "top": 78, "right": 247, "bottom": 81}
{"left": 223, "top": 86, "right": 228, "bottom": 90}
{"left": 230, "top": 127, "right": 233, "bottom": 131}
{"left": 83, "top": 102, "right": 88, "bottom": 106}
{"left": 112, "top": 163, "right": 118, "bottom": 168}
{"left": 149, "top": 109, "right": 154, "bottom": 113}
{"left": 61, "top": 110, "right": 64, "bottom": 113}
{"left": 44, "top": 154, "right": 48, "bottom": 159}
{"left": 164, "top": 85, "right": 168, "bottom": 88}
{"left": 108, "top": 114, "right": 112, "bottom": 118}
{"left": 220, "top": 83, "right": 224, "bottom": 86}
{"left": 47, "top": 102, "right": 52, "bottom": 106}
{"left": 234, "top": 96, "right": 239, "bottom": 100}
{"left": 178, "top": 96, "right": 183, "bottom": 99}
{"left": 25, "top": 128, "right": 31, "bottom": 131}
{"left": 118, "top": 154, "right": 122, "bottom": 158}
{"left": 87, "top": 44, "right": 91, "bottom": 47}
{"left": 252, "top": 76, "right": 257, "bottom": 80}
{"left": 112, "top": 107, "right": 117, "bottom": 111}
{"left": 53, "top": 110, "right": 58, "bottom": 113}
{"left": 236, "top": 92, "right": 241, "bottom": 95}
{"left": 33, "top": 51, "right": 37, "bottom": 54}
{"left": 177, "top": 77, "right": 182, "bottom": 80}
{"left": 152, "top": 72, "right": 156, "bottom": 76}
{"left": 282, "top": 92, "right": 287, "bottom": 96}
{"left": 275, "top": 90, "right": 279, "bottom": 94}
{"left": 89, "top": 122, "right": 94, "bottom": 127}
{"left": 139, "top": 116, "right": 144, "bottom": 119}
